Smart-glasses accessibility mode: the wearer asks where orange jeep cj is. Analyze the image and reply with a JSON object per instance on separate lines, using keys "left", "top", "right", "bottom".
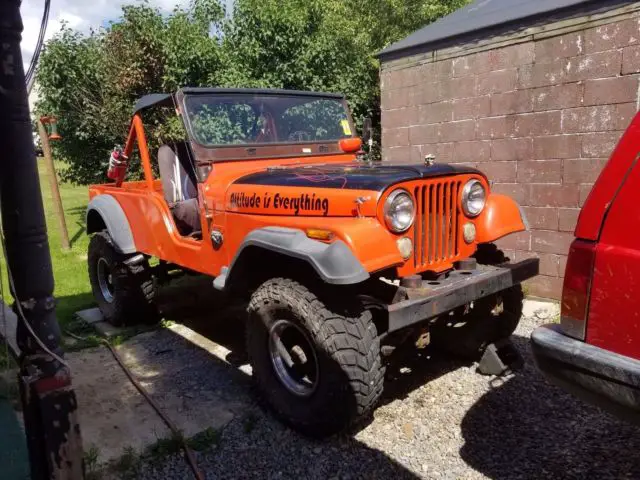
{"left": 86, "top": 88, "right": 538, "bottom": 436}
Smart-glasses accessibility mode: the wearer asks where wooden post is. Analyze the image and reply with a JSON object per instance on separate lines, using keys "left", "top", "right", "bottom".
{"left": 37, "top": 119, "right": 70, "bottom": 251}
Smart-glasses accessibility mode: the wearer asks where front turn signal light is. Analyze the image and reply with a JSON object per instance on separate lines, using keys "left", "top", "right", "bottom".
{"left": 306, "top": 229, "right": 335, "bottom": 242}
{"left": 397, "top": 237, "right": 413, "bottom": 260}
{"left": 463, "top": 222, "right": 476, "bottom": 244}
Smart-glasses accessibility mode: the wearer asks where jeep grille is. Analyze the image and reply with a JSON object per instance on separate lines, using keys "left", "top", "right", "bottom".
{"left": 413, "top": 180, "right": 462, "bottom": 269}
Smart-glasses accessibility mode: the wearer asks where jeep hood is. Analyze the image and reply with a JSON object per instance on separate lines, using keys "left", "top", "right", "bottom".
{"left": 232, "top": 162, "right": 483, "bottom": 191}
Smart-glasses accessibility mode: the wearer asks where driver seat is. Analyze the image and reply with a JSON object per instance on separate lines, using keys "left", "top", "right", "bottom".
{"left": 157, "top": 143, "right": 201, "bottom": 236}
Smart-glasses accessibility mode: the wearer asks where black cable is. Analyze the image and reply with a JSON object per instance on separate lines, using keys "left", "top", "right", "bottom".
{"left": 25, "top": 0, "right": 51, "bottom": 92}
{"left": 25, "top": 0, "right": 49, "bottom": 86}
{"left": 25, "top": 0, "right": 49, "bottom": 82}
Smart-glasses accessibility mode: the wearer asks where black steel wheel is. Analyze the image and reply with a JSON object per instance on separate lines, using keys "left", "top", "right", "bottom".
{"left": 246, "top": 278, "right": 384, "bottom": 437}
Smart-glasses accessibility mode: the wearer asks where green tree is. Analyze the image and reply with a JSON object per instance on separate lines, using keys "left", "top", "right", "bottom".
{"left": 355, "top": 0, "right": 470, "bottom": 52}
{"left": 37, "top": 0, "right": 468, "bottom": 184}
{"left": 36, "top": 0, "right": 225, "bottom": 184}
{"left": 220, "top": 0, "right": 379, "bottom": 121}
{"left": 220, "top": 0, "right": 467, "bottom": 156}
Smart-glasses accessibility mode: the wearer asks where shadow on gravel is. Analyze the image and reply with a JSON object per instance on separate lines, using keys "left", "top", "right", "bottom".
{"left": 381, "top": 346, "right": 470, "bottom": 407}
{"left": 138, "top": 276, "right": 422, "bottom": 479}
{"left": 460, "top": 334, "right": 640, "bottom": 480}
{"left": 162, "top": 275, "right": 470, "bottom": 424}
{"left": 158, "top": 275, "right": 249, "bottom": 366}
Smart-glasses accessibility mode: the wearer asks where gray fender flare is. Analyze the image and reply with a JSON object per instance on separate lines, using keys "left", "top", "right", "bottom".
{"left": 214, "top": 227, "right": 370, "bottom": 290}
{"left": 86, "top": 194, "right": 137, "bottom": 254}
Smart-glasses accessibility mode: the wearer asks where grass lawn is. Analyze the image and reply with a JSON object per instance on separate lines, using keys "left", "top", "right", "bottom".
{"left": 1, "top": 160, "right": 94, "bottom": 332}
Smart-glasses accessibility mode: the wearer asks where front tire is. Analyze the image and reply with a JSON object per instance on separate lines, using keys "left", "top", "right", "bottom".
{"left": 88, "top": 232, "right": 158, "bottom": 326}
{"left": 246, "top": 278, "right": 384, "bottom": 437}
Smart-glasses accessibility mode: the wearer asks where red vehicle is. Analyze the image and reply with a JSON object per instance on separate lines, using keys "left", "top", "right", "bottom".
{"left": 532, "top": 113, "right": 640, "bottom": 422}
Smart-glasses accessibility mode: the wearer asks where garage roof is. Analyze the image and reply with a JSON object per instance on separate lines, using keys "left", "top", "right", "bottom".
{"left": 378, "top": 0, "right": 634, "bottom": 61}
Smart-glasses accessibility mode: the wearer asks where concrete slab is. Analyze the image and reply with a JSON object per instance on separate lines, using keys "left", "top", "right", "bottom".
{"left": 91, "top": 321, "right": 125, "bottom": 338}
{"left": 169, "top": 323, "right": 253, "bottom": 377}
{"left": 75, "top": 307, "right": 104, "bottom": 325}
{"left": 70, "top": 323, "right": 252, "bottom": 464}
{"left": 76, "top": 307, "right": 127, "bottom": 338}
{"left": 0, "top": 279, "right": 252, "bottom": 467}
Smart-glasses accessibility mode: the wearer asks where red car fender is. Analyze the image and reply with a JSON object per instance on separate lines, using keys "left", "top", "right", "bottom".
{"left": 576, "top": 112, "right": 640, "bottom": 241}
{"left": 475, "top": 193, "right": 527, "bottom": 243}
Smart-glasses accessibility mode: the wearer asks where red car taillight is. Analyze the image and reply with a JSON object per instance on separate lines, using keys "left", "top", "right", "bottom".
{"left": 560, "top": 239, "right": 596, "bottom": 340}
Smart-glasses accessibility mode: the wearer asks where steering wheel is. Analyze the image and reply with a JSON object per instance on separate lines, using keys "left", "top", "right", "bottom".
{"left": 288, "top": 130, "right": 312, "bottom": 142}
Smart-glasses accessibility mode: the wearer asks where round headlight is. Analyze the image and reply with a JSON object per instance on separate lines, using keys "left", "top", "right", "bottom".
{"left": 384, "top": 190, "right": 415, "bottom": 233}
{"left": 461, "top": 180, "right": 486, "bottom": 217}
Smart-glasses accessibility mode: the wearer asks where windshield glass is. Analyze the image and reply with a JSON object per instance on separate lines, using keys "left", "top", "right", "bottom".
{"left": 183, "top": 93, "right": 353, "bottom": 147}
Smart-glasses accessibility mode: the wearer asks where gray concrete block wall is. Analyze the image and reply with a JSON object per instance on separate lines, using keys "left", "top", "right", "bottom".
{"left": 380, "top": 9, "right": 640, "bottom": 299}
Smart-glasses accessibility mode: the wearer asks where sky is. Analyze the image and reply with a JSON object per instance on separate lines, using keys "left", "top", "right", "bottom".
{"left": 19, "top": 0, "right": 201, "bottom": 71}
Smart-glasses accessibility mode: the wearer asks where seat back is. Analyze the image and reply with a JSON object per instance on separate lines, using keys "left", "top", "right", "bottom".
{"left": 158, "top": 143, "right": 197, "bottom": 204}
{"left": 173, "top": 142, "right": 198, "bottom": 198}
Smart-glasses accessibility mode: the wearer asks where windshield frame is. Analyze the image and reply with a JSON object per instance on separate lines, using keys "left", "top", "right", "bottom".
{"left": 177, "top": 89, "right": 356, "bottom": 163}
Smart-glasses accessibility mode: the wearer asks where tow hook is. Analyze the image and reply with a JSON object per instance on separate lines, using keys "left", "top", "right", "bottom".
{"left": 477, "top": 338, "right": 524, "bottom": 376}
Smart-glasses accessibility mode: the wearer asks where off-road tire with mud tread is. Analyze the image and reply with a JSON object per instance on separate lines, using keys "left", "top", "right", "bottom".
{"left": 88, "top": 232, "right": 158, "bottom": 326}
{"left": 430, "top": 244, "right": 524, "bottom": 359}
{"left": 246, "top": 278, "right": 384, "bottom": 437}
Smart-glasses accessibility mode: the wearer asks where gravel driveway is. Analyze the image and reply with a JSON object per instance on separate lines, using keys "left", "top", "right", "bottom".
{"left": 130, "top": 300, "right": 640, "bottom": 480}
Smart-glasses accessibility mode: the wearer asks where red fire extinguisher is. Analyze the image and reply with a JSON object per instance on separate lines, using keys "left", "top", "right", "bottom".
{"left": 107, "top": 146, "right": 128, "bottom": 185}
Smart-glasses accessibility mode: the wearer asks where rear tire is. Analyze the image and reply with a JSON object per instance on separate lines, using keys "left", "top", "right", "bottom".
{"left": 431, "top": 244, "right": 524, "bottom": 359}
{"left": 88, "top": 232, "right": 158, "bottom": 326}
{"left": 246, "top": 278, "right": 384, "bottom": 437}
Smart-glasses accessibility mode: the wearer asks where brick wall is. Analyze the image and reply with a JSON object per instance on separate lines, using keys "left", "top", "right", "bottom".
{"left": 380, "top": 11, "right": 640, "bottom": 299}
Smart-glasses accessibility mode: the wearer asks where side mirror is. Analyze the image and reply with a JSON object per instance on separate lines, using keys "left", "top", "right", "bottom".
{"left": 362, "top": 117, "right": 372, "bottom": 144}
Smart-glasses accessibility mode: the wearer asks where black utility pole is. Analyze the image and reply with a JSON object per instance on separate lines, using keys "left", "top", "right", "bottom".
{"left": 0, "top": 1, "right": 84, "bottom": 478}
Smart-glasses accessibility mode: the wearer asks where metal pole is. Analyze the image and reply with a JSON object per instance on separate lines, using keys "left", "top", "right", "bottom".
{"left": 37, "top": 119, "right": 71, "bottom": 251}
{"left": 0, "top": 1, "right": 84, "bottom": 478}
